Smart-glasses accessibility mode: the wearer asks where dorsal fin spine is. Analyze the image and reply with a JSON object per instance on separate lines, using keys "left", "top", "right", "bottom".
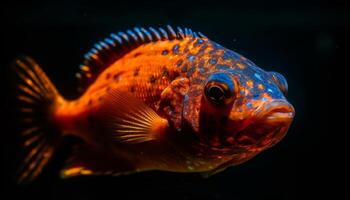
{"left": 118, "top": 32, "right": 129, "bottom": 42}
{"left": 91, "top": 48, "right": 99, "bottom": 55}
{"left": 99, "top": 41, "right": 109, "bottom": 49}
{"left": 176, "top": 27, "right": 185, "bottom": 38}
{"left": 158, "top": 27, "right": 168, "bottom": 40}
{"left": 77, "top": 25, "right": 206, "bottom": 93}
{"left": 187, "top": 28, "right": 193, "bottom": 37}
{"left": 104, "top": 38, "right": 115, "bottom": 46}
{"left": 126, "top": 30, "right": 138, "bottom": 42}
{"left": 140, "top": 28, "right": 152, "bottom": 41}
{"left": 94, "top": 43, "right": 103, "bottom": 51}
{"left": 80, "top": 65, "right": 90, "bottom": 72}
{"left": 133, "top": 27, "right": 145, "bottom": 41}
{"left": 110, "top": 33, "right": 122, "bottom": 44}
{"left": 166, "top": 25, "right": 176, "bottom": 38}
{"left": 149, "top": 27, "right": 161, "bottom": 40}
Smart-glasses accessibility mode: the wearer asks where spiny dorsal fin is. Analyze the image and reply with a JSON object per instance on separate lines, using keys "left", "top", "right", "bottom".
{"left": 76, "top": 25, "right": 207, "bottom": 92}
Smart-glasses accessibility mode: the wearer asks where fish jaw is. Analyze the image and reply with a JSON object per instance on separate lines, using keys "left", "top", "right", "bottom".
{"left": 231, "top": 100, "right": 295, "bottom": 151}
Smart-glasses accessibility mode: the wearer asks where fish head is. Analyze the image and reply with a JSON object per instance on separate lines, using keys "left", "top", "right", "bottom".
{"left": 182, "top": 51, "right": 294, "bottom": 157}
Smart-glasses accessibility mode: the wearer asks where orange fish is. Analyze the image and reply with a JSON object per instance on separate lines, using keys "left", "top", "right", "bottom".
{"left": 13, "top": 26, "right": 294, "bottom": 183}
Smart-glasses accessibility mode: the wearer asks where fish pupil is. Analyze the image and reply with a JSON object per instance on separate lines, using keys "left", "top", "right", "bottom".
{"left": 208, "top": 86, "right": 225, "bottom": 103}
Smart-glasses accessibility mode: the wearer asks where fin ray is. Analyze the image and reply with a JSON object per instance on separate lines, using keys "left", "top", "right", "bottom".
{"left": 16, "top": 59, "right": 52, "bottom": 95}
{"left": 13, "top": 56, "right": 64, "bottom": 183}
{"left": 103, "top": 89, "right": 169, "bottom": 144}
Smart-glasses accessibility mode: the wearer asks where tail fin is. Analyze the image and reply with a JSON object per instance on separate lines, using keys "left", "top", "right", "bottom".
{"left": 12, "top": 56, "right": 63, "bottom": 183}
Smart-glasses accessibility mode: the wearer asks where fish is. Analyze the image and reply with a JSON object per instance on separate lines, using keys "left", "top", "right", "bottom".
{"left": 12, "top": 25, "right": 295, "bottom": 183}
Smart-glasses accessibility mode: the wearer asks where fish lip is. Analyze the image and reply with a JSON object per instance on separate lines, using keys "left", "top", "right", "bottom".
{"left": 254, "top": 100, "right": 295, "bottom": 124}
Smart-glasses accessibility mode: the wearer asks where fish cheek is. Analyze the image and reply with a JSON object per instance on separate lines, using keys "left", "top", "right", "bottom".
{"left": 159, "top": 77, "right": 190, "bottom": 130}
{"left": 182, "top": 86, "right": 204, "bottom": 133}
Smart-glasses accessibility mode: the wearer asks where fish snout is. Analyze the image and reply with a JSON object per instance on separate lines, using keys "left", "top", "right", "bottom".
{"left": 233, "top": 100, "right": 294, "bottom": 149}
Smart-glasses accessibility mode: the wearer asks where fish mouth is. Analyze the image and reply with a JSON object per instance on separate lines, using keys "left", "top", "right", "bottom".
{"left": 235, "top": 100, "right": 295, "bottom": 149}
{"left": 255, "top": 100, "right": 295, "bottom": 125}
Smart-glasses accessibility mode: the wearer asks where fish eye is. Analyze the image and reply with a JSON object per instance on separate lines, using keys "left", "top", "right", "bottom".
{"left": 204, "top": 73, "right": 236, "bottom": 106}
{"left": 270, "top": 71, "right": 288, "bottom": 95}
{"left": 205, "top": 84, "right": 227, "bottom": 104}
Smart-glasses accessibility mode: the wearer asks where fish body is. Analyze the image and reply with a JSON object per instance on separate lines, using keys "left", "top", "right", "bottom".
{"left": 13, "top": 26, "right": 294, "bottom": 183}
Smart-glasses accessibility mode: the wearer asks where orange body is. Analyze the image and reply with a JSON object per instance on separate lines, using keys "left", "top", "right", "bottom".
{"left": 54, "top": 38, "right": 236, "bottom": 175}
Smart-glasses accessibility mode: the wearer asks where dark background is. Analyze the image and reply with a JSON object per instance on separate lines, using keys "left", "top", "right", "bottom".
{"left": 1, "top": 1, "right": 346, "bottom": 199}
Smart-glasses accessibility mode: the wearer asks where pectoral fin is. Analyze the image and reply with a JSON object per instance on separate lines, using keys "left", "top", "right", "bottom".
{"left": 103, "top": 89, "right": 169, "bottom": 144}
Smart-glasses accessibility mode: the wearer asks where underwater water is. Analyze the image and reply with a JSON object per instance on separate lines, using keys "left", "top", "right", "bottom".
{"left": 1, "top": 1, "right": 345, "bottom": 200}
